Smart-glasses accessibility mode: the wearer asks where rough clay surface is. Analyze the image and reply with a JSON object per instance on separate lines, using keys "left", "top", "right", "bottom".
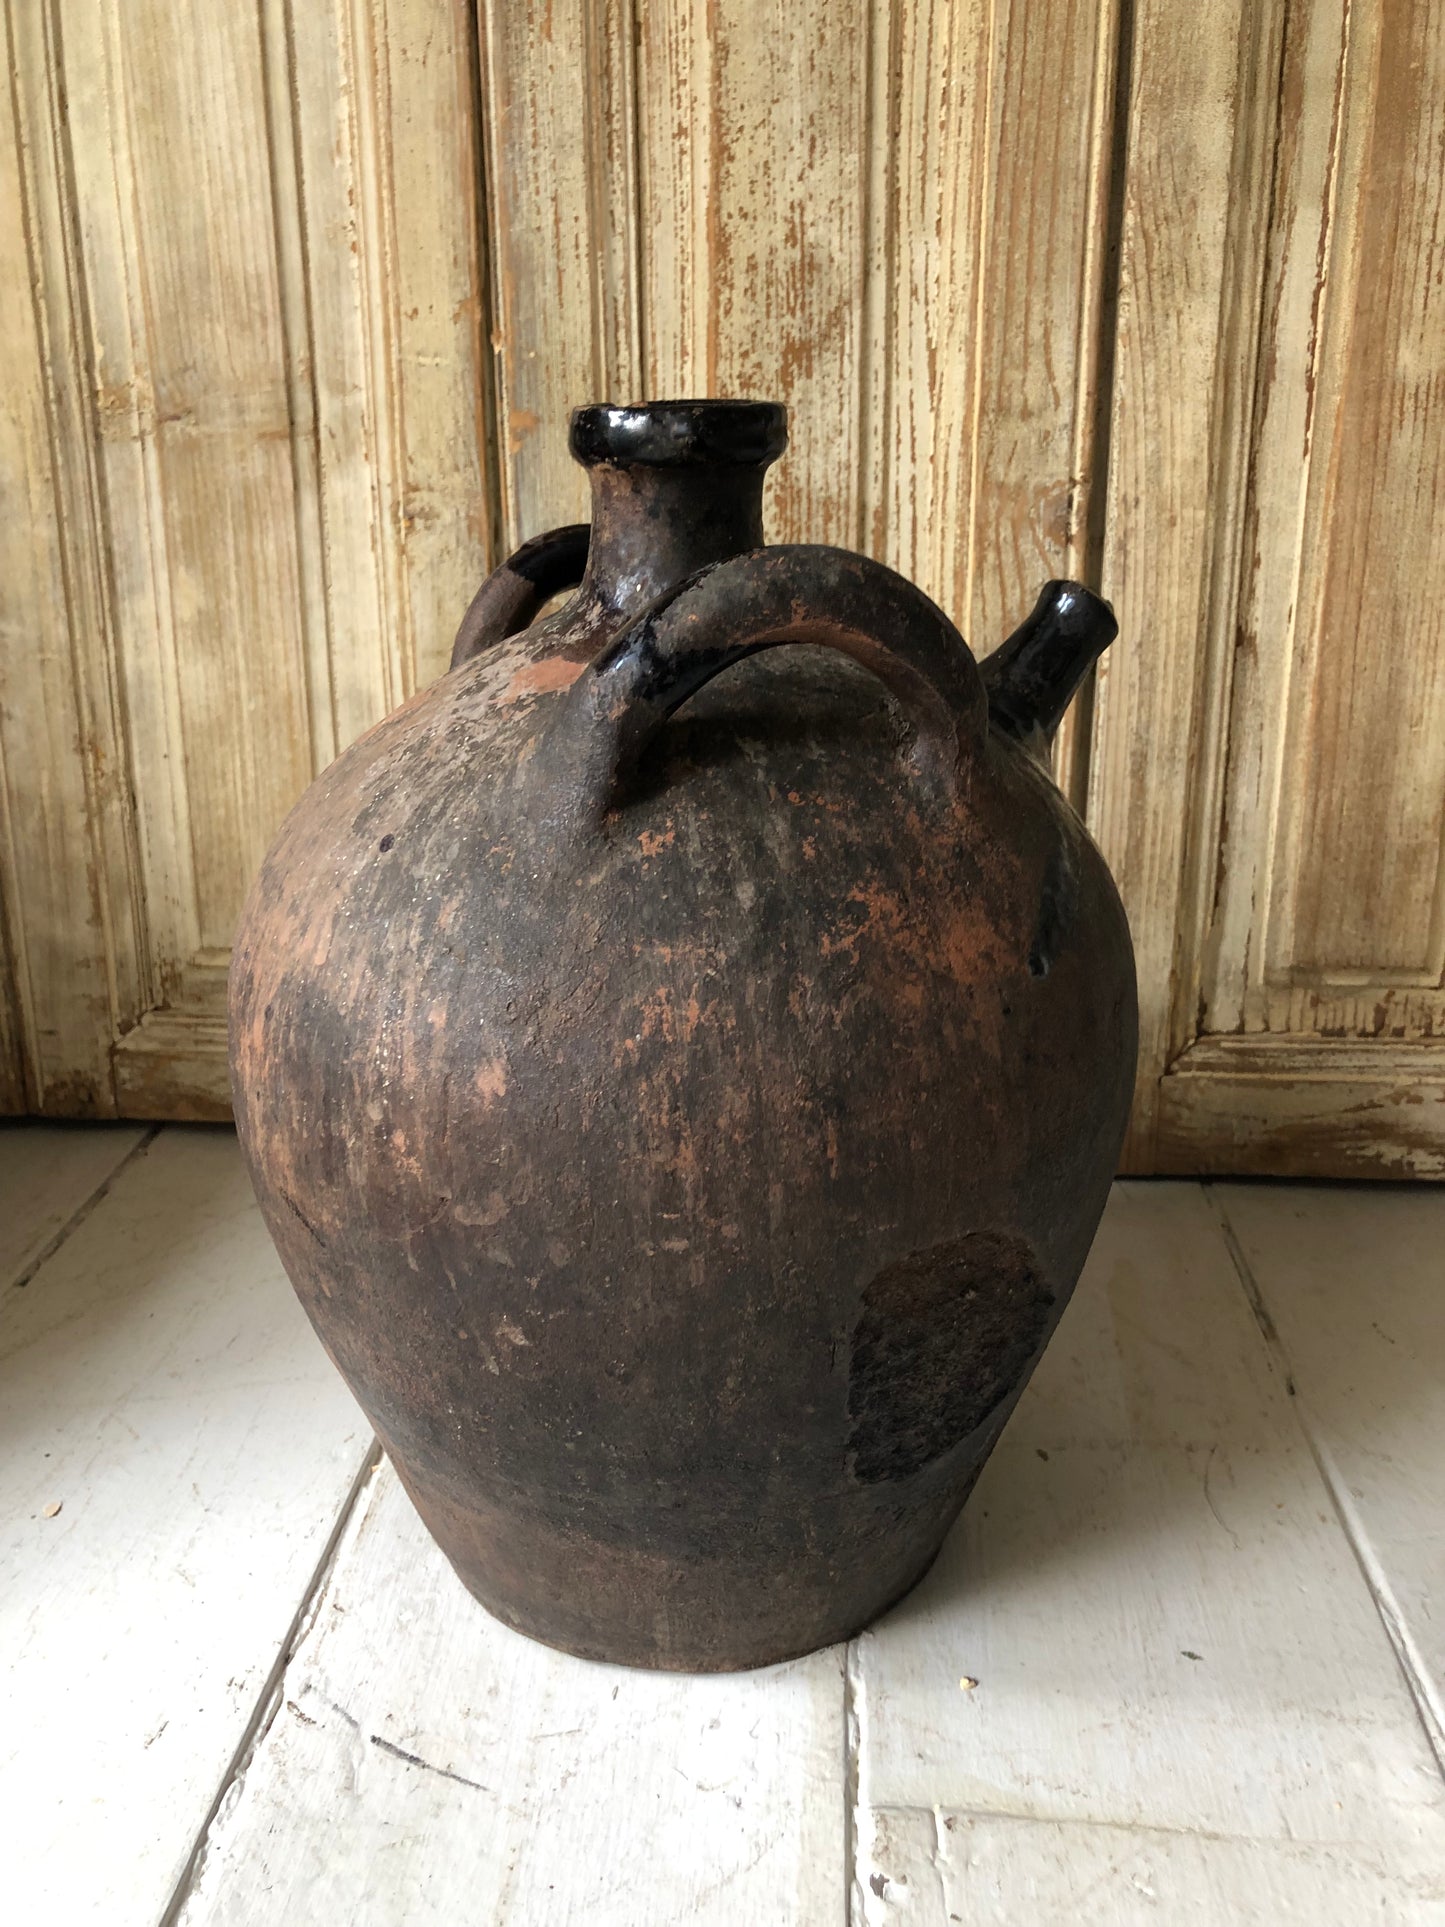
{"left": 230, "top": 435, "right": 1137, "bottom": 1671}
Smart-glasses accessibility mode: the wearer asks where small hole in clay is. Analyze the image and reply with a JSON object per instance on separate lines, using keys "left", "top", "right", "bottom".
{"left": 378, "top": 833, "right": 395, "bottom": 853}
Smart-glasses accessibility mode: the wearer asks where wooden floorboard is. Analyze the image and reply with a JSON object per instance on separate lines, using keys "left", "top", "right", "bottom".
{"left": 0, "top": 1128, "right": 374, "bottom": 1927}
{"left": 0, "top": 1119, "right": 148, "bottom": 1285}
{"left": 1213, "top": 1181, "right": 1445, "bottom": 1763}
{"left": 852, "top": 1182, "right": 1445, "bottom": 1921}
{"left": 4, "top": 1129, "right": 1442, "bottom": 1924}
{"left": 174, "top": 1461, "right": 847, "bottom": 1927}
{"left": 862, "top": 1806, "right": 1445, "bottom": 1925}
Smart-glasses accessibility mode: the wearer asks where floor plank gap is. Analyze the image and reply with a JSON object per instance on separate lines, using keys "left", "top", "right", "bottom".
{"left": 160, "top": 1441, "right": 384, "bottom": 1927}
{"left": 2, "top": 1123, "right": 159, "bottom": 1290}
{"left": 844, "top": 1639, "right": 862, "bottom": 1927}
{"left": 1208, "top": 1185, "right": 1445, "bottom": 1781}
{"left": 1204, "top": 1185, "right": 1298, "bottom": 1396}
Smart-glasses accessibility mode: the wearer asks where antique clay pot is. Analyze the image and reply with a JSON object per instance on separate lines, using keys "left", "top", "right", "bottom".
{"left": 230, "top": 400, "right": 1137, "bottom": 1671}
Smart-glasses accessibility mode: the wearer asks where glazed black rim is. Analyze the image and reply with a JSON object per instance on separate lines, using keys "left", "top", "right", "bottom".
{"left": 569, "top": 400, "right": 788, "bottom": 468}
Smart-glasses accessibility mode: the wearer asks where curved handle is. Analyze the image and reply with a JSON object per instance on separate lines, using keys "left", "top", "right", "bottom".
{"left": 450, "top": 523, "right": 590, "bottom": 670}
{"left": 543, "top": 544, "right": 987, "bottom": 823}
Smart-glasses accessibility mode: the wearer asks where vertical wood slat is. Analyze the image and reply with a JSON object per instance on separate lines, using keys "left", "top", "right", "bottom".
{"left": 1205, "top": 0, "right": 1445, "bottom": 1032}
{"left": 1272, "top": 0, "right": 1445, "bottom": 987}
{"left": 1087, "top": 0, "right": 1289, "bottom": 1169}
{"left": 360, "top": 0, "right": 495, "bottom": 695}
{"left": 0, "top": 0, "right": 146, "bottom": 1114}
{"left": 638, "top": 1, "right": 872, "bottom": 551}
{"left": 480, "top": 0, "right": 634, "bottom": 539}
{"left": 480, "top": 0, "right": 1120, "bottom": 653}
{"left": 284, "top": 0, "right": 496, "bottom": 756}
{"left": 65, "top": 0, "right": 318, "bottom": 969}
{"left": 0, "top": 0, "right": 490, "bottom": 1116}
{"left": 1200, "top": 0, "right": 1356, "bottom": 1043}
{"left": 0, "top": 956, "right": 23, "bottom": 1114}
{"left": 880, "top": 0, "right": 1121, "bottom": 663}
{"left": 1104, "top": 0, "right": 1445, "bottom": 1174}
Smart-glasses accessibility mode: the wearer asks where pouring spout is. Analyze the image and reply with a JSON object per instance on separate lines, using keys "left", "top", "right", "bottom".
{"left": 980, "top": 581, "right": 1118, "bottom": 756}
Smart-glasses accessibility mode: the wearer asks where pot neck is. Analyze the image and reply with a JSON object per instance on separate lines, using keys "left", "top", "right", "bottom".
{"left": 570, "top": 401, "right": 786, "bottom": 620}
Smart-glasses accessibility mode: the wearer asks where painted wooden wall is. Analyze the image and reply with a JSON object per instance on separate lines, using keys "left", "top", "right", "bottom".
{"left": 2, "top": 0, "right": 1442, "bottom": 1175}
{"left": 0, "top": 0, "right": 491, "bottom": 1118}
{"left": 1095, "top": 0, "right": 1445, "bottom": 1173}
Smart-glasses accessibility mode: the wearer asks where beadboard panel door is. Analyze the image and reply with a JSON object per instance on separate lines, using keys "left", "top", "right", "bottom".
{"left": 0, "top": 0, "right": 490, "bottom": 1117}
{"left": 1094, "top": 0, "right": 1445, "bottom": 1175}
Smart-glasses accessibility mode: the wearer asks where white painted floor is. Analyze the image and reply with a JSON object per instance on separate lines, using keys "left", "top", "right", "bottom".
{"left": 2, "top": 1125, "right": 1442, "bottom": 1924}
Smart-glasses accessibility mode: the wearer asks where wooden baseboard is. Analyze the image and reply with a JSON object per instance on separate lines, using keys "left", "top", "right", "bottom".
{"left": 1136, "top": 1037, "right": 1445, "bottom": 1180}
{"left": 112, "top": 1011, "right": 232, "bottom": 1122}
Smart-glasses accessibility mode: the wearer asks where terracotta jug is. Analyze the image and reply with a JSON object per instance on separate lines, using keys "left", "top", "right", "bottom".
{"left": 230, "top": 400, "right": 1137, "bottom": 1671}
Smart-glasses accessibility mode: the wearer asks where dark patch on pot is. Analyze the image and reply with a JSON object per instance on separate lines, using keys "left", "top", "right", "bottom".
{"left": 847, "top": 1232, "right": 1053, "bottom": 1483}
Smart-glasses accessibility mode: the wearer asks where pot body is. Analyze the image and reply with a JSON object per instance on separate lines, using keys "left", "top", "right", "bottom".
{"left": 230, "top": 403, "right": 1137, "bottom": 1670}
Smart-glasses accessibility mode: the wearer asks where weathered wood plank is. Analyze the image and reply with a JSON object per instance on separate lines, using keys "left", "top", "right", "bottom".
{"left": 0, "top": 0, "right": 147, "bottom": 1115}
{"left": 175, "top": 1460, "right": 845, "bottom": 1927}
{"left": 0, "top": 962, "right": 22, "bottom": 1114}
{"left": 479, "top": 0, "right": 630, "bottom": 541}
{"left": 876, "top": 0, "right": 1119, "bottom": 664}
{"left": 63, "top": 0, "right": 318, "bottom": 973}
{"left": 1155, "top": 1038, "right": 1445, "bottom": 1179}
{"left": 331, "top": 0, "right": 494, "bottom": 698}
{"left": 860, "top": 1805, "right": 1445, "bottom": 1924}
{"left": 1204, "top": 0, "right": 1445, "bottom": 1044}
{"left": 852, "top": 1183, "right": 1445, "bottom": 1858}
{"left": 1214, "top": 1181, "right": 1445, "bottom": 1758}
{"left": 640, "top": 0, "right": 872, "bottom": 550}
{"left": 2, "top": 2, "right": 490, "bottom": 1117}
{"left": 482, "top": 0, "right": 1117, "bottom": 647}
{"left": 1088, "top": 0, "right": 1288, "bottom": 1167}
{"left": 0, "top": 1129, "right": 371, "bottom": 1925}
{"left": 1265, "top": 0, "right": 1445, "bottom": 991}
{"left": 0, "top": 1121, "right": 145, "bottom": 1285}
{"left": 111, "top": 1012, "right": 232, "bottom": 1124}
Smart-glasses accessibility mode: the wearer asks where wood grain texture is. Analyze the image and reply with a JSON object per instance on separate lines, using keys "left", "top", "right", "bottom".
{"left": 0, "top": 0, "right": 148, "bottom": 1115}
{"left": 479, "top": 0, "right": 1118, "bottom": 652}
{"left": 1203, "top": 0, "right": 1445, "bottom": 1030}
{"left": 1156, "top": 1037, "right": 1445, "bottom": 1179}
{"left": 852, "top": 1184, "right": 1445, "bottom": 1863}
{"left": 65, "top": 0, "right": 316, "bottom": 972}
{"left": 112, "top": 1009, "right": 232, "bottom": 1121}
{"left": 480, "top": 0, "right": 633, "bottom": 539}
{"left": 7, "top": 0, "right": 1442, "bottom": 1174}
{"left": 1096, "top": 0, "right": 1445, "bottom": 1173}
{"left": 1214, "top": 1182, "right": 1445, "bottom": 1761}
{"left": 1, "top": 0, "right": 490, "bottom": 1118}
{"left": 174, "top": 1459, "right": 846, "bottom": 1927}
{"left": 1265, "top": 0, "right": 1445, "bottom": 990}
{"left": 0, "top": 1129, "right": 371, "bottom": 1926}
{"left": 1087, "top": 0, "right": 1287, "bottom": 1167}
{"left": 0, "top": 958, "right": 22, "bottom": 1114}
{"left": 860, "top": 1805, "right": 1445, "bottom": 1925}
